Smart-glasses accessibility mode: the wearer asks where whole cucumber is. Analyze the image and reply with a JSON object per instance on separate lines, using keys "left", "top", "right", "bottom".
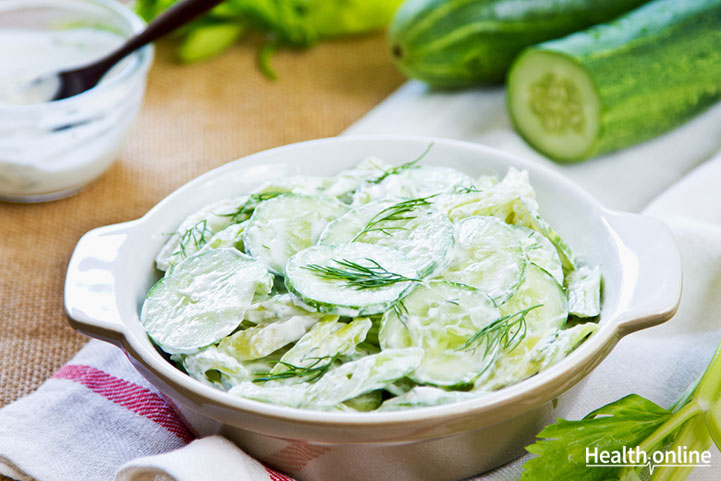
{"left": 508, "top": 0, "right": 721, "bottom": 162}
{"left": 389, "top": 0, "right": 649, "bottom": 88}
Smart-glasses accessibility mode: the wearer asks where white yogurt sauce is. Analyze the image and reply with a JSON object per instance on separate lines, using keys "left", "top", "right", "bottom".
{"left": 0, "top": 28, "right": 142, "bottom": 200}
{"left": 0, "top": 28, "right": 125, "bottom": 105}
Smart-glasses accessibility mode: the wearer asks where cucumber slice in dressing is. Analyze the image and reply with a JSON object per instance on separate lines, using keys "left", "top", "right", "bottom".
{"left": 319, "top": 200, "right": 454, "bottom": 276}
{"left": 353, "top": 165, "right": 475, "bottom": 205}
{"left": 285, "top": 243, "right": 420, "bottom": 317}
{"left": 440, "top": 216, "right": 527, "bottom": 304}
{"left": 271, "top": 317, "right": 372, "bottom": 373}
{"left": 566, "top": 265, "right": 602, "bottom": 318}
{"left": 304, "top": 348, "right": 423, "bottom": 408}
{"left": 244, "top": 193, "right": 349, "bottom": 275}
{"left": 156, "top": 196, "right": 250, "bottom": 271}
{"left": 141, "top": 248, "right": 274, "bottom": 354}
{"left": 378, "top": 386, "right": 478, "bottom": 411}
{"left": 512, "top": 225, "right": 564, "bottom": 285}
{"left": 219, "top": 313, "right": 333, "bottom": 361}
{"left": 379, "top": 281, "right": 501, "bottom": 387}
{"left": 508, "top": 49, "right": 601, "bottom": 162}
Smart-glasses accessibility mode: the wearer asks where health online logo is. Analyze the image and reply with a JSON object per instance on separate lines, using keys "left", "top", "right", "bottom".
{"left": 586, "top": 446, "right": 712, "bottom": 474}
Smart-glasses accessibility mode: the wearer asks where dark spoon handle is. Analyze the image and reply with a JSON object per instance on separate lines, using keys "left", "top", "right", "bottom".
{"left": 56, "top": 0, "right": 227, "bottom": 98}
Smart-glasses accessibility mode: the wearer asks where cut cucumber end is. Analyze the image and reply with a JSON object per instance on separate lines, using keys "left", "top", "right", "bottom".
{"left": 508, "top": 49, "right": 601, "bottom": 163}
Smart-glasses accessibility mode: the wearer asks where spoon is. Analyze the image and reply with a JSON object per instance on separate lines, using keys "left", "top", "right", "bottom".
{"left": 49, "top": 0, "right": 227, "bottom": 101}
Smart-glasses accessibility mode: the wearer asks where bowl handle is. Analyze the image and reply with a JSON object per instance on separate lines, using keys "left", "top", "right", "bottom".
{"left": 604, "top": 211, "right": 683, "bottom": 337}
{"left": 64, "top": 222, "right": 135, "bottom": 345}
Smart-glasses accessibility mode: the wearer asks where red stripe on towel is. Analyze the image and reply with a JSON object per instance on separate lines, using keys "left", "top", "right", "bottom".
{"left": 264, "top": 466, "right": 296, "bottom": 481}
{"left": 271, "top": 442, "right": 330, "bottom": 472}
{"left": 53, "top": 364, "right": 195, "bottom": 443}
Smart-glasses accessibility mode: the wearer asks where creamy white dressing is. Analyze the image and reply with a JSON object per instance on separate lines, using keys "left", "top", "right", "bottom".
{"left": 0, "top": 29, "right": 124, "bottom": 105}
{"left": 0, "top": 28, "right": 147, "bottom": 200}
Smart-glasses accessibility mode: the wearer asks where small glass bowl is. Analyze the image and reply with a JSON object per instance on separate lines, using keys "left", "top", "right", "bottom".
{"left": 0, "top": 0, "right": 154, "bottom": 203}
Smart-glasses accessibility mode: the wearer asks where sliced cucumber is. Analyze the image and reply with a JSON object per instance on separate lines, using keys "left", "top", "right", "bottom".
{"left": 500, "top": 263, "right": 568, "bottom": 334}
{"left": 141, "top": 248, "right": 273, "bottom": 354}
{"left": 566, "top": 265, "right": 602, "bottom": 318}
{"left": 197, "top": 221, "right": 246, "bottom": 254}
{"left": 304, "top": 348, "right": 423, "bottom": 408}
{"left": 512, "top": 225, "right": 564, "bottom": 285}
{"left": 219, "top": 312, "right": 332, "bottom": 361}
{"left": 272, "top": 317, "right": 372, "bottom": 373}
{"left": 440, "top": 216, "right": 527, "bottom": 304}
{"left": 342, "top": 390, "right": 383, "bottom": 412}
{"left": 285, "top": 243, "right": 420, "bottom": 317}
{"left": 319, "top": 200, "right": 454, "bottom": 276}
{"left": 156, "top": 196, "right": 250, "bottom": 271}
{"left": 324, "top": 157, "right": 393, "bottom": 203}
{"left": 378, "top": 386, "right": 477, "bottom": 411}
{"left": 243, "top": 293, "right": 323, "bottom": 326}
{"left": 177, "top": 346, "right": 251, "bottom": 390}
{"left": 244, "top": 193, "right": 349, "bottom": 275}
{"left": 252, "top": 175, "right": 333, "bottom": 196}
{"left": 353, "top": 165, "right": 476, "bottom": 205}
{"left": 228, "top": 381, "right": 308, "bottom": 408}
{"left": 380, "top": 281, "right": 501, "bottom": 387}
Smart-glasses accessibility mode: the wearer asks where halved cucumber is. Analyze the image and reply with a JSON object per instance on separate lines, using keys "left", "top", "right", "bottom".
{"left": 508, "top": 51, "right": 600, "bottom": 162}
{"left": 379, "top": 281, "right": 501, "bottom": 387}
{"left": 285, "top": 243, "right": 419, "bottom": 317}
{"left": 512, "top": 225, "right": 564, "bottom": 285}
{"left": 141, "top": 248, "right": 274, "bottom": 354}
{"left": 244, "top": 193, "right": 349, "bottom": 275}
{"left": 319, "top": 200, "right": 454, "bottom": 276}
{"left": 439, "top": 216, "right": 527, "bottom": 304}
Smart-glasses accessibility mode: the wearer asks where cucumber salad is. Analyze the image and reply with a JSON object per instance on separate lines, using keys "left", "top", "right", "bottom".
{"left": 141, "top": 149, "right": 602, "bottom": 412}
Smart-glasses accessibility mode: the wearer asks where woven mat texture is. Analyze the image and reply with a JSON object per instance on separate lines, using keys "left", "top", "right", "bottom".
{"left": 0, "top": 35, "right": 404, "bottom": 408}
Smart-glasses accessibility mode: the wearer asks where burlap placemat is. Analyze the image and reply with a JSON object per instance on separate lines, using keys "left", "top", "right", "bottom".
{"left": 0, "top": 34, "right": 404, "bottom": 408}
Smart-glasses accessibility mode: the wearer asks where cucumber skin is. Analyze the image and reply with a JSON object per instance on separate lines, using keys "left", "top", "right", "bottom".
{"left": 510, "top": 0, "right": 721, "bottom": 161}
{"left": 389, "top": 0, "right": 649, "bottom": 88}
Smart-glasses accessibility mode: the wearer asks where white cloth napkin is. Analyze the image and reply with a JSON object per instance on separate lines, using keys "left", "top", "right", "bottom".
{"left": 2, "top": 82, "right": 721, "bottom": 481}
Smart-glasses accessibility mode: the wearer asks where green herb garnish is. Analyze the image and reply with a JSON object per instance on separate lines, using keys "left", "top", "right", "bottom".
{"left": 302, "top": 258, "right": 420, "bottom": 290}
{"left": 368, "top": 143, "right": 434, "bottom": 185}
{"left": 221, "top": 192, "right": 284, "bottom": 223}
{"left": 252, "top": 354, "right": 338, "bottom": 383}
{"left": 352, "top": 196, "right": 435, "bottom": 241}
{"left": 460, "top": 304, "right": 542, "bottom": 356}
{"left": 177, "top": 220, "right": 214, "bottom": 257}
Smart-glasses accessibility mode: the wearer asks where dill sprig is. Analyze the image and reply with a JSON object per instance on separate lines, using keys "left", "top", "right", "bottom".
{"left": 453, "top": 184, "right": 482, "bottom": 194}
{"left": 178, "top": 220, "right": 213, "bottom": 257}
{"left": 252, "top": 354, "right": 338, "bottom": 383}
{"left": 459, "top": 304, "right": 543, "bottom": 356}
{"left": 302, "top": 258, "right": 420, "bottom": 290}
{"left": 368, "top": 143, "right": 434, "bottom": 185}
{"left": 221, "top": 192, "right": 285, "bottom": 223}
{"left": 352, "top": 196, "right": 435, "bottom": 241}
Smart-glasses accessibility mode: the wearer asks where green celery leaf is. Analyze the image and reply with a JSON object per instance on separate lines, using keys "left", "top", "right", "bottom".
{"left": 521, "top": 394, "right": 672, "bottom": 481}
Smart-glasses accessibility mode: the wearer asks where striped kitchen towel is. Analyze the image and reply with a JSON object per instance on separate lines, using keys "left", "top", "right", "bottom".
{"left": 0, "top": 340, "right": 297, "bottom": 481}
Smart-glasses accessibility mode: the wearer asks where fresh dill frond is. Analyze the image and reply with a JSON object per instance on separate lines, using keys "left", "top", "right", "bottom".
{"left": 178, "top": 220, "right": 213, "bottom": 257}
{"left": 302, "top": 258, "right": 420, "bottom": 290}
{"left": 221, "top": 192, "right": 285, "bottom": 223}
{"left": 368, "top": 143, "right": 434, "bottom": 185}
{"left": 352, "top": 196, "right": 435, "bottom": 241}
{"left": 252, "top": 354, "right": 338, "bottom": 383}
{"left": 392, "top": 300, "right": 410, "bottom": 330}
{"left": 453, "top": 184, "right": 482, "bottom": 194}
{"left": 459, "top": 304, "right": 543, "bottom": 356}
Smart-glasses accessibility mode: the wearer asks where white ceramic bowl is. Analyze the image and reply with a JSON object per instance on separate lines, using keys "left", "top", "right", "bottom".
{"left": 65, "top": 136, "right": 682, "bottom": 481}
